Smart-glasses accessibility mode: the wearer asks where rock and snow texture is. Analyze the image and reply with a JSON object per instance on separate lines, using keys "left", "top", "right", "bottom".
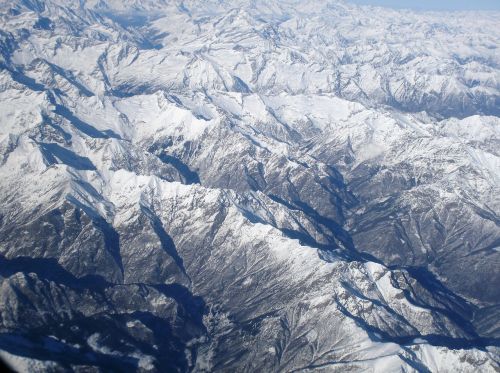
{"left": 0, "top": 0, "right": 499, "bottom": 371}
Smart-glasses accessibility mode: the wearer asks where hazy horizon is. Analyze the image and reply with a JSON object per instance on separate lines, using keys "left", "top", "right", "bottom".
{"left": 346, "top": 0, "right": 500, "bottom": 11}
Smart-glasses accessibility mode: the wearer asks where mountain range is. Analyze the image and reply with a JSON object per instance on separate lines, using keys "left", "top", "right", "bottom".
{"left": 0, "top": 0, "right": 499, "bottom": 371}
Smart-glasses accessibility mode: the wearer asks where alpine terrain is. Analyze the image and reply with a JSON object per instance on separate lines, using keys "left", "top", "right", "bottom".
{"left": 0, "top": 0, "right": 499, "bottom": 371}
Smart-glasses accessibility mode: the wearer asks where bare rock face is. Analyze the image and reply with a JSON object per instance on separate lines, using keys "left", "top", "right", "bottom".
{"left": 0, "top": 0, "right": 499, "bottom": 371}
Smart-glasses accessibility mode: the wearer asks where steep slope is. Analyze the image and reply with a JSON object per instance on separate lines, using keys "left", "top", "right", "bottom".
{"left": 0, "top": 0, "right": 499, "bottom": 371}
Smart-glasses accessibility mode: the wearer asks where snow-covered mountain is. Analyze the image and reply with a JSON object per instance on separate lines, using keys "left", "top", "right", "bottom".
{"left": 0, "top": 0, "right": 499, "bottom": 371}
